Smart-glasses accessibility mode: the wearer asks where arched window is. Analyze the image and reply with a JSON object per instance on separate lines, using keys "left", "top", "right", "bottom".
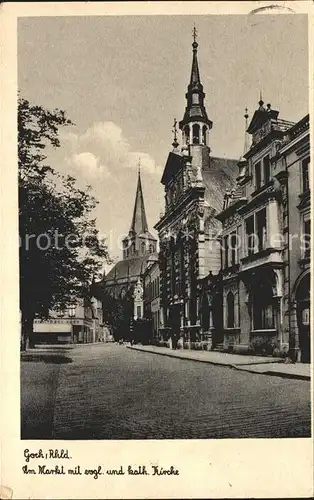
{"left": 149, "top": 244, "right": 154, "bottom": 254}
{"left": 227, "top": 292, "right": 235, "bottom": 328}
{"left": 131, "top": 242, "right": 135, "bottom": 255}
{"left": 192, "top": 124, "right": 200, "bottom": 145}
{"left": 141, "top": 241, "right": 146, "bottom": 254}
{"left": 202, "top": 125, "right": 207, "bottom": 145}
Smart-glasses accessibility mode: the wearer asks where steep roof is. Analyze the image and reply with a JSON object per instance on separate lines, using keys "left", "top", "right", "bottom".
{"left": 190, "top": 41, "right": 201, "bottom": 86}
{"left": 202, "top": 156, "right": 238, "bottom": 213}
{"left": 130, "top": 170, "right": 149, "bottom": 234}
{"left": 179, "top": 37, "right": 212, "bottom": 130}
{"left": 105, "top": 255, "right": 152, "bottom": 284}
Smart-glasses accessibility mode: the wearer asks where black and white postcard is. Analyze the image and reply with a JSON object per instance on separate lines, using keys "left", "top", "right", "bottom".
{"left": 1, "top": 1, "right": 313, "bottom": 499}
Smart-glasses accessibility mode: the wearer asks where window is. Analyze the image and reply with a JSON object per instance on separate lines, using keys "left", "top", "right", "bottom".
{"left": 202, "top": 125, "right": 207, "bottom": 145}
{"left": 303, "top": 218, "right": 311, "bottom": 259}
{"left": 171, "top": 249, "right": 176, "bottom": 295}
{"left": 302, "top": 157, "right": 310, "bottom": 193}
{"left": 227, "top": 292, "right": 235, "bottom": 328}
{"left": 149, "top": 244, "right": 154, "bottom": 254}
{"left": 251, "top": 275, "right": 276, "bottom": 330}
{"left": 192, "top": 93, "right": 199, "bottom": 105}
{"left": 245, "top": 209, "right": 267, "bottom": 256}
{"left": 253, "top": 285, "right": 275, "bottom": 330}
{"left": 223, "top": 232, "right": 237, "bottom": 268}
{"left": 245, "top": 216, "right": 255, "bottom": 256}
{"left": 263, "top": 155, "right": 270, "bottom": 184}
{"left": 68, "top": 305, "right": 76, "bottom": 317}
{"left": 137, "top": 306, "right": 141, "bottom": 318}
{"left": 141, "top": 242, "right": 146, "bottom": 254}
{"left": 255, "top": 161, "right": 261, "bottom": 190}
{"left": 192, "top": 124, "right": 200, "bottom": 145}
{"left": 223, "top": 235, "right": 229, "bottom": 268}
{"left": 256, "top": 208, "right": 267, "bottom": 252}
{"left": 230, "top": 232, "right": 237, "bottom": 266}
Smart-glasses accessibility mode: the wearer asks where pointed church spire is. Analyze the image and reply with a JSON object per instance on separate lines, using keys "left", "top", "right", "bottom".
{"left": 130, "top": 165, "right": 149, "bottom": 235}
{"left": 179, "top": 27, "right": 212, "bottom": 144}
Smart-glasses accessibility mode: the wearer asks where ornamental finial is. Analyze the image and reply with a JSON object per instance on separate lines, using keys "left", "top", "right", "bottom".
{"left": 192, "top": 24, "right": 198, "bottom": 49}
{"left": 259, "top": 90, "right": 264, "bottom": 108}
{"left": 172, "top": 118, "right": 179, "bottom": 149}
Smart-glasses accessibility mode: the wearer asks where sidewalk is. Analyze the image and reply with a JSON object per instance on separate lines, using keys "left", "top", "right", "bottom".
{"left": 127, "top": 345, "right": 311, "bottom": 381}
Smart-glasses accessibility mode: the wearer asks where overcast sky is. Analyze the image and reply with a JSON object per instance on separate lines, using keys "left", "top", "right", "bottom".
{"left": 18, "top": 15, "right": 309, "bottom": 264}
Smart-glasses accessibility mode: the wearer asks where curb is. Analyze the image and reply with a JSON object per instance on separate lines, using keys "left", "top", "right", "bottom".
{"left": 127, "top": 345, "right": 234, "bottom": 368}
{"left": 231, "top": 364, "right": 310, "bottom": 381}
{"left": 127, "top": 346, "right": 311, "bottom": 381}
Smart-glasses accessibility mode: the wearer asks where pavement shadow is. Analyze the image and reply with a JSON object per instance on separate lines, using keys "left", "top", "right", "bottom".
{"left": 21, "top": 354, "right": 73, "bottom": 364}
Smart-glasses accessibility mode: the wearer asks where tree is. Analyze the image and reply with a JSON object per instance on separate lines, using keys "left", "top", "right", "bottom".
{"left": 100, "top": 284, "right": 135, "bottom": 342}
{"left": 19, "top": 98, "right": 111, "bottom": 349}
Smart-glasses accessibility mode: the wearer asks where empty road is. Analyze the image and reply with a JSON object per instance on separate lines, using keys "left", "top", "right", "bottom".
{"left": 21, "top": 343, "right": 311, "bottom": 439}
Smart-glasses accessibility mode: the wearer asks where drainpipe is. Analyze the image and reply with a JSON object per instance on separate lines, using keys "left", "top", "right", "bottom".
{"left": 284, "top": 155, "right": 294, "bottom": 360}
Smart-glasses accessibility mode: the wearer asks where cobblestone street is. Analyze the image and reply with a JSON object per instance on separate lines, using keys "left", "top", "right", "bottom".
{"left": 21, "top": 343, "right": 311, "bottom": 440}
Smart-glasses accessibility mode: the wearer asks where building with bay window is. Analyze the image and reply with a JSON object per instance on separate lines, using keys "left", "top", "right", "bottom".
{"left": 215, "top": 101, "right": 310, "bottom": 362}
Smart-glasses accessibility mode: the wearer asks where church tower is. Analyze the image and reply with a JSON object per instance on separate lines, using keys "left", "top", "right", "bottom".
{"left": 122, "top": 168, "right": 157, "bottom": 260}
{"left": 155, "top": 27, "right": 238, "bottom": 344}
{"left": 179, "top": 26, "right": 213, "bottom": 171}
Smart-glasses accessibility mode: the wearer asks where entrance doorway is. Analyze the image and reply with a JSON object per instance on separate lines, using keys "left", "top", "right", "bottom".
{"left": 296, "top": 273, "right": 310, "bottom": 363}
{"left": 201, "top": 294, "right": 210, "bottom": 331}
{"left": 169, "top": 304, "right": 181, "bottom": 349}
{"left": 211, "top": 293, "right": 223, "bottom": 348}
